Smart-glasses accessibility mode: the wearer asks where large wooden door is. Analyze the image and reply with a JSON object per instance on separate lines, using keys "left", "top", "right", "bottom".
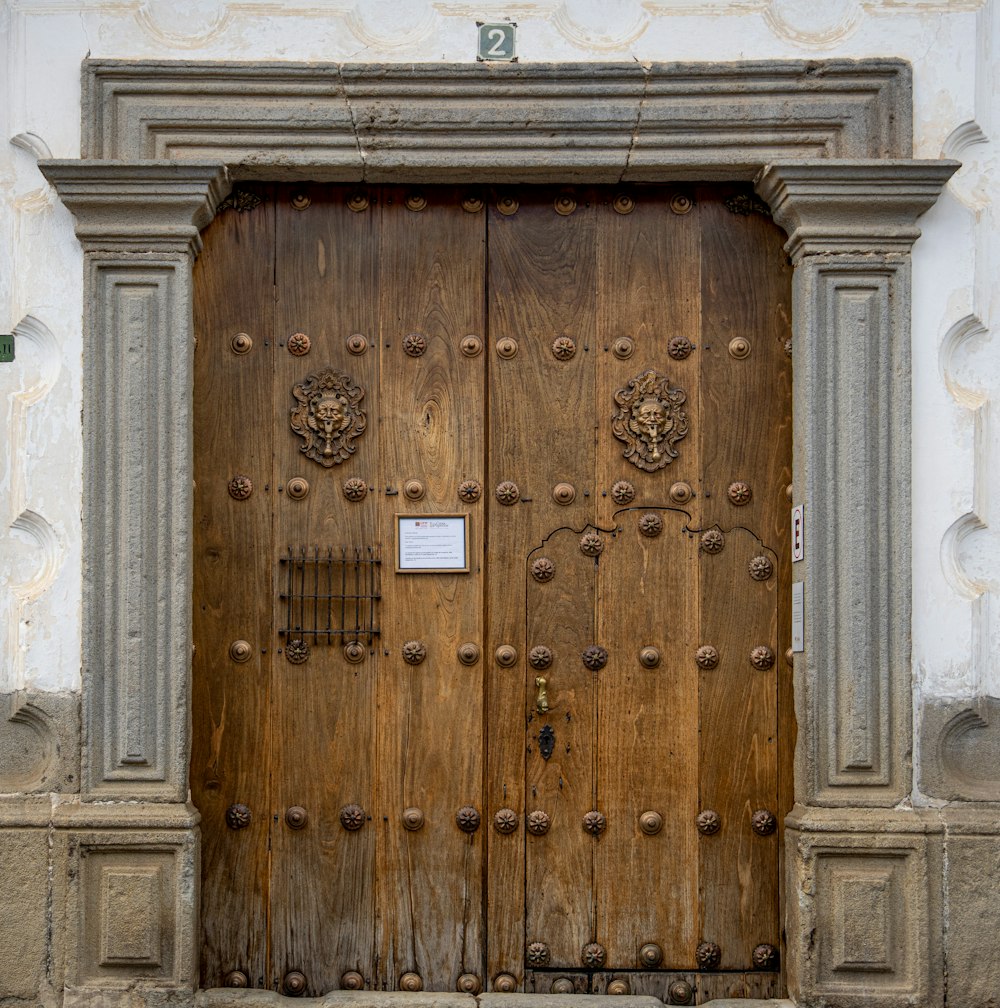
{"left": 192, "top": 183, "right": 792, "bottom": 1002}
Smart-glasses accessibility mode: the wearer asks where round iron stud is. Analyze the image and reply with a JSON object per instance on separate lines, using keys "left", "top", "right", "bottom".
{"left": 551, "top": 336, "right": 576, "bottom": 360}
{"left": 286, "top": 476, "right": 309, "bottom": 500}
{"left": 669, "top": 481, "right": 693, "bottom": 504}
{"left": 751, "top": 809, "right": 778, "bottom": 836}
{"left": 402, "top": 333, "right": 426, "bottom": 357}
{"left": 612, "top": 193, "right": 635, "bottom": 215}
{"left": 287, "top": 332, "right": 311, "bottom": 356}
{"left": 696, "top": 942, "right": 722, "bottom": 970}
{"left": 343, "top": 477, "right": 368, "bottom": 501}
{"left": 462, "top": 195, "right": 484, "bottom": 214}
{"left": 347, "top": 332, "right": 368, "bottom": 355}
{"left": 785, "top": 647, "right": 795, "bottom": 667}
{"left": 639, "top": 646, "right": 660, "bottom": 669}
{"left": 496, "top": 337, "right": 518, "bottom": 359}
{"left": 346, "top": 191, "right": 369, "bottom": 212}
{"left": 228, "top": 475, "right": 253, "bottom": 500}
{"left": 639, "top": 810, "right": 663, "bottom": 835}
{"left": 495, "top": 644, "right": 518, "bottom": 667}
{"left": 224, "top": 970, "right": 248, "bottom": 988}
{"left": 700, "top": 529, "right": 725, "bottom": 554}
{"left": 402, "top": 640, "right": 427, "bottom": 665}
{"left": 697, "top": 809, "right": 721, "bottom": 835}
{"left": 529, "top": 646, "right": 553, "bottom": 670}
{"left": 527, "top": 810, "right": 551, "bottom": 836}
{"left": 753, "top": 943, "right": 779, "bottom": 971}
{"left": 285, "top": 639, "right": 309, "bottom": 664}
{"left": 230, "top": 332, "right": 252, "bottom": 355}
{"left": 229, "top": 640, "right": 252, "bottom": 663}
{"left": 531, "top": 557, "right": 555, "bottom": 582}
{"left": 695, "top": 645, "right": 719, "bottom": 670}
{"left": 283, "top": 971, "right": 307, "bottom": 996}
{"left": 285, "top": 805, "right": 308, "bottom": 830}
{"left": 607, "top": 980, "right": 630, "bottom": 995}
{"left": 668, "top": 336, "right": 694, "bottom": 360}
{"left": 639, "top": 943, "right": 663, "bottom": 967}
{"left": 405, "top": 193, "right": 427, "bottom": 212}
{"left": 458, "top": 479, "right": 482, "bottom": 503}
{"left": 581, "top": 942, "right": 606, "bottom": 968}
{"left": 612, "top": 337, "right": 634, "bottom": 360}
{"left": 341, "top": 971, "right": 364, "bottom": 990}
{"left": 527, "top": 942, "right": 550, "bottom": 966}
{"left": 749, "top": 555, "right": 774, "bottom": 581}
{"left": 639, "top": 512, "right": 663, "bottom": 537}
{"left": 403, "top": 479, "right": 425, "bottom": 501}
{"left": 399, "top": 973, "right": 423, "bottom": 992}
{"left": 290, "top": 192, "right": 311, "bottom": 210}
{"left": 670, "top": 192, "right": 694, "bottom": 214}
{"left": 457, "top": 642, "right": 481, "bottom": 665}
{"left": 786, "top": 482, "right": 794, "bottom": 501}
{"left": 493, "top": 808, "right": 518, "bottom": 834}
{"left": 402, "top": 807, "right": 424, "bottom": 831}
{"left": 340, "top": 804, "right": 365, "bottom": 831}
{"left": 728, "top": 336, "right": 752, "bottom": 359}
{"left": 668, "top": 980, "right": 694, "bottom": 1005}
{"left": 493, "top": 974, "right": 517, "bottom": 993}
{"left": 583, "top": 645, "right": 609, "bottom": 671}
{"left": 344, "top": 641, "right": 366, "bottom": 663}
{"left": 460, "top": 335, "right": 483, "bottom": 357}
{"left": 495, "top": 481, "right": 520, "bottom": 505}
{"left": 611, "top": 480, "right": 636, "bottom": 504}
{"left": 583, "top": 810, "right": 607, "bottom": 836}
{"left": 728, "top": 480, "right": 752, "bottom": 506}
{"left": 551, "top": 978, "right": 574, "bottom": 994}
{"left": 750, "top": 645, "right": 775, "bottom": 670}
{"left": 580, "top": 531, "right": 604, "bottom": 557}
{"left": 496, "top": 195, "right": 519, "bottom": 216}
{"left": 457, "top": 974, "right": 482, "bottom": 995}
{"left": 554, "top": 193, "right": 577, "bottom": 216}
{"left": 552, "top": 482, "right": 576, "bottom": 505}
{"left": 456, "top": 805, "right": 481, "bottom": 833}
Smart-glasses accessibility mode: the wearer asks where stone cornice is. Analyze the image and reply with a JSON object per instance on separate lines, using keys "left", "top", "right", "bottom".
{"left": 81, "top": 59, "right": 913, "bottom": 179}
{"left": 755, "top": 159, "right": 960, "bottom": 260}
{"left": 38, "top": 160, "right": 228, "bottom": 255}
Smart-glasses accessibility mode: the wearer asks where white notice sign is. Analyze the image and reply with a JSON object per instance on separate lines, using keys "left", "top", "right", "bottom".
{"left": 396, "top": 515, "right": 470, "bottom": 573}
{"left": 791, "top": 581, "right": 805, "bottom": 652}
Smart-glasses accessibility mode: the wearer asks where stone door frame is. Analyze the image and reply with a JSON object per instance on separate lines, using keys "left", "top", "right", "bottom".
{"left": 39, "top": 60, "right": 959, "bottom": 1007}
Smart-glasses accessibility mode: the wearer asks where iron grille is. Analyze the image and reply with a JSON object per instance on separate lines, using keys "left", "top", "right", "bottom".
{"left": 279, "top": 546, "right": 381, "bottom": 645}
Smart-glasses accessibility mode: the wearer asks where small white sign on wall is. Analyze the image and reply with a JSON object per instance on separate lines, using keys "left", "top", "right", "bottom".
{"left": 791, "top": 581, "right": 805, "bottom": 653}
{"left": 792, "top": 504, "right": 804, "bottom": 562}
{"left": 477, "top": 22, "right": 517, "bottom": 62}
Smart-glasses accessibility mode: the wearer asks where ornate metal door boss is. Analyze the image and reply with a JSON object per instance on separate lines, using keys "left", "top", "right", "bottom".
{"left": 612, "top": 369, "right": 689, "bottom": 471}
{"left": 290, "top": 367, "right": 367, "bottom": 466}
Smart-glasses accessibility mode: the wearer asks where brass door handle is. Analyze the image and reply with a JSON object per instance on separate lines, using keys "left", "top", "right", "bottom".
{"left": 535, "top": 676, "right": 549, "bottom": 714}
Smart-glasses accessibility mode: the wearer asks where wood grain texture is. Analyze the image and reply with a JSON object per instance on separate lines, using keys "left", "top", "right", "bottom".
{"left": 191, "top": 184, "right": 275, "bottom": 989}
{"left": 270, "top": 184, "right": 381, "bottom": 995}
{"left": 375, "top": 189, "right": 486, "bottom": 993}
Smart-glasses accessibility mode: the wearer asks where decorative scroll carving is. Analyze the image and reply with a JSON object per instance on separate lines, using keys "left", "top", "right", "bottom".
{"left": 612, "top": 370, "right": 689, "bottom": 471}
{"left": 290, "top": 368, "right": 366, "bottom": 467}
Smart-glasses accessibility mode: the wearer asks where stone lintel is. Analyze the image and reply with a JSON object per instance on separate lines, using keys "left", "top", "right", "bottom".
{"left": 755, "top": 160, "right": 959, "bottom": 260}
{"left": 38, "top": 161, "right": 228, "bottom": 254}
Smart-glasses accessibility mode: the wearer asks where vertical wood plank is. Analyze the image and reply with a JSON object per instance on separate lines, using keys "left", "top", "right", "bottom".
{"left": 486, "top": 188, "right": 598, "bottom": 981}
{"left": 375, "top": 188, "right": 486, "bottom": 993}
{"left": 595, "top": 187, "right": 702, "bottom": 969}
{"left": 270, "top": 183, "right": 380, "bottom": 995}
{"left": 191, "top": 185, "right": 274, "bottom": 989}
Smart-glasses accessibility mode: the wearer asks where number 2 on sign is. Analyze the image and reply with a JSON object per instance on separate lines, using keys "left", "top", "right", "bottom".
{"left": 477, "top": 22, "right": 516, "bottom": 61}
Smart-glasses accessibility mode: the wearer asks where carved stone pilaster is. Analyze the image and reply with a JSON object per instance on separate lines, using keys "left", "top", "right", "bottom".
{"left": 39, "top": 162, "right": 227, "bottom": 802}
{"left": 756, "top": 161, "right": 958, "bottom": 807}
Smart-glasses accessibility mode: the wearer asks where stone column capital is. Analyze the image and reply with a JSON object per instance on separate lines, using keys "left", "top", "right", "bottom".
{"left": 38, "top": 160, "right": 228, "bottom": 255}
{"left": 756, "top": 159, "right": 959, "bottom": 261}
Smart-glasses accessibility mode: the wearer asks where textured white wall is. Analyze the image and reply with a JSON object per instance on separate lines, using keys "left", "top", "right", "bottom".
{"left": 1, "top": 0, "right": 997, "bottom": 702}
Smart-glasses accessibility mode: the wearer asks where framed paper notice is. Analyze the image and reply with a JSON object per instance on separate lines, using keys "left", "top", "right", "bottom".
{"left": 395, "top": 514, "right": 470, "bottom": 574}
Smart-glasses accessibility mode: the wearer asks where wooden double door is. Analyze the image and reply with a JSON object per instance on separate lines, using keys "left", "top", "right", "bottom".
{"left": 192, "top": 183, "right": 793, "bottom": 1001}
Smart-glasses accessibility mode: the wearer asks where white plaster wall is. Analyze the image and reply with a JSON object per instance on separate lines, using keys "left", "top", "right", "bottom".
{"left": 1, "top": 0, "right": 997, "bottom": 711}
